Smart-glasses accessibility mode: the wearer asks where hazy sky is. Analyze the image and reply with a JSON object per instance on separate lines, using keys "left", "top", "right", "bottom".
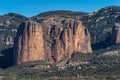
{"left": 0, "top": 0, "right": 120, "bottom": 17}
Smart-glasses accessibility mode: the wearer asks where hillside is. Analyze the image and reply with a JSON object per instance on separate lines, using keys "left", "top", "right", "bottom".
{"left": 0, "top": 13, "right": 27, "bottom": 68}
{"left": 0, "top": 13, "right": 27, "bottom": 28}
{"left": 0, "top": 13, "right": 27, "bottom": 46}
{"left": 31, "top": 10, "right": 88, "bottom": 19}
{"left": 82, "top": 6, "right": 120, "bottom": 47}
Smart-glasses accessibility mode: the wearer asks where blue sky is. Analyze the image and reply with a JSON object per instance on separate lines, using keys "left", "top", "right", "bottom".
{"left": 0, "top": 0, "right": 120, "bottom": 17}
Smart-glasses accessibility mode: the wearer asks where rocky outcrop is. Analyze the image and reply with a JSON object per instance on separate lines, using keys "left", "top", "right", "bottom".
{"left": 38, "top": 17, "right": 92, "bottom": 62}
{"left": 112, "top": 23, "right": 120, "bottom": 44}
{"left": 14, "top": 17, "right": 92, "bottom": 64}
{"left": 49, "top": 23, "right": 92, "bottom": 62}
{"left": 5, "top": 35, "right": 13, "bottom": 45}
{"left": 81, "top": 6, "right": 120, "bottom": 45}
{"left": 14, "top": 21, "right": 44, "bottom": 64}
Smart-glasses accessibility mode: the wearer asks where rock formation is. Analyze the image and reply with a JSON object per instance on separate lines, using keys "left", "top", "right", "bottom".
{"left": 14, "top": 21, "right": 44, "bottom": 64}
{"left": 112, "top": 23, "right": 120, "bottom": 44}
{"left": 40, "top": 17, "right": 92, "bottom": 62}
{"left": 14, "top": 17, "right": 92, "bottom": 64}
{"left": 50, "top": 24, "right": 92, "bottom": 62}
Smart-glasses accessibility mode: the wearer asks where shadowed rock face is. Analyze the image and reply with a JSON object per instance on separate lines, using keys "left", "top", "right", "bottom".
{"left": 14, "top": 18, "right": 92, "bottom": 64}
{"left": 14, "top": 21, "right": 44, "bottom": 64}
{"left": 112, "top": 23, "right": 120, "bottom": 44}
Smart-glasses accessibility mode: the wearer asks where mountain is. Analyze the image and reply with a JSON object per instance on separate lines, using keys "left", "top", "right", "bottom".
{"left": 0, "top": 13, "right": 27, "bottom": 47}
{"left": 0, "top": 6, "right": 120, "bottom": 80}
{"left": 81, "top": 6, "right": 120, "bottom": 49}
{"left": 31, "top": 10, "right": 88, "bottom": 19}
{"left": 14, "top": 19, "right": 92, "bottom": 64}
{"left": 0, "top": 13, "right": 27, "bottom": 28}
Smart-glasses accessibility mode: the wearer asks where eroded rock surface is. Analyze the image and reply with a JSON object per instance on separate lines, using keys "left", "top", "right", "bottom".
{"left": 14, "top": 21, "right": 44, "bottom": 64}
{"left": 112, "top": 23, "right": 120, "bottom": 44}
{"left": 14, "top": 17, "right": 92, "bottom": 64}
{"left": 38, "top": 17, "right": 92, "bottom": 62}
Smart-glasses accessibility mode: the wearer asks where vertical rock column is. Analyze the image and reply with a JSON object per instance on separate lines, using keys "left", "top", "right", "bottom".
{"left": 50, "top": 20, "right": 92, "bottom": 62}
{"left": 112, "top": 23, "right": 120, "bottom": 44}
{"left": 14, "top": 21, "right": 44, "bottom": 64}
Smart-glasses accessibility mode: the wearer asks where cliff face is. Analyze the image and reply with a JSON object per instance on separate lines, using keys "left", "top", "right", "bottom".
{"left": 50, "top": 23, "right": 92, "bottom": 62}
{"left": 112, "top": 23, "right": 120, "bottom": 44}
{"left": 14, "top": 18, "right": 92, "bottom": 64}
{"left": 35, "top": 16, "right": 92, "bottom": 62}
{"left": 14, "top": 21, "right": 44, "bottom": 64}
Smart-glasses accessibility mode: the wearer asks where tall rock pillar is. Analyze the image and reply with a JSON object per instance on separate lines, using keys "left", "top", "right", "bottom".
{"left": 14, "top": 21, "right": 44, "bottom": 64}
